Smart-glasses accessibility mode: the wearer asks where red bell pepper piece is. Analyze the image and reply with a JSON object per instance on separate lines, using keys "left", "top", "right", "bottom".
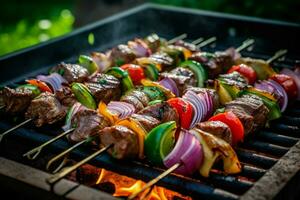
{"left": 120, "top": 64, "right": 145, "bottom": 85}
{"left": 167, "top": 98, "right": 193, "bottom": 129}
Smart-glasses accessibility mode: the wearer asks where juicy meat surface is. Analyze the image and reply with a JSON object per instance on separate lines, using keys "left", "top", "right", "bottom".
{"left": 69, "top": 109, "right": 110, "bottom": 142}
{"left": 85, "top": 73, "right": 121, "bottom": 104}
{"left": 131, "top": 114, "right": 160, "bottom": 132}
{"left": 144, "top": 34, "right": 161, "bottom": 52}
{"left": 196, "top": 121, "right": 232, "bottom": 144}
{"left": 149, "top": 52, "right": 174, "bottom": 68}
{"left": 121, "top": 94, "right": 144, "bottom": 112}
{"left": 25, "top": 92, "right": 66, "bottom": 127}
{"left": 55, "top": 85, "right": 76, "bottom": 107}
{"left": 51, "top": 63, "right": 89, "bottom": 83}
{"left": 99, "top": 125, "right": 139, "bottom": 159}
{"left": 161, "top": 67, "right": 196, "bottom": 96}
{"left": 110, "top": 44, "right": 136, "bottom": 65}
{"left": 174, "top": 40, "right": 198, "bottom": 52}
{"left": 138, "top": 102, "right": 180, "bottom": 126}
{"left": 124, "top": 90, "right": 149, "bottom": 107}
{"left": 1, "top": 86, "right": 35, "bottom": 114}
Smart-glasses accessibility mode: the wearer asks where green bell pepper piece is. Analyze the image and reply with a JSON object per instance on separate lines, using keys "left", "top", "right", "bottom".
{"left": 71, "top": 83, "right": 96, "bottom": 109}
{"left": 144, "top": 63, "right": 159, "bottom": 81}
{"left": 78, "top": 55, "right": 98, "bottom": 74}
{"left": 144, "top": 121, "right": 177, "bottom": 165}
{"left": 17, "top": 84, "right": 41, "bottom": 97}
{"left": 179, "top": 60, "right": 208, "bottom": 88}
{"left": 140, "top": 86, "right": 166, "bottom": 102}
{"left": 106, "top": 67, "right": 134, "bottom": 93}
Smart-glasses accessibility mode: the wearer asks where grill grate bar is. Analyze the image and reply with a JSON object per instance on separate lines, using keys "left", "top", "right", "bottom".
{"left": 256, "top": 131, "right": 299, "bottom": 147}
{"left": 270, "top": 123, "right": 300, "bottom": 137}
{"left": 279, "top": 116, "right": 300, "bottom": 127}
{"left": 240, "top": 164, "right": 266, "bottom": 180}
{"left": 236, "top": 149, "right": 278, "bottom": 169}
{"left": 241, "top": 140, "right": 290, "bottom": 157}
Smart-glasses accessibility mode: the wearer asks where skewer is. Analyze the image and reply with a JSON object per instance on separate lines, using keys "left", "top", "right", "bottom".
{"left": 236, "top": 38, "right": 255, "bottom": 52}
{"left": 46, "top": 139, "right": 88, "bottom": 172}
{"left": 46, "top": 144, "right": 112, "bottom": 185}
{"left": 191, "top": 37, "right": 204, "bottom": 45}
{"left": 196, "top": 36, "right": 217, "bottom": 49}
{"left": 0, "top": 118, "right": 32, "bottom": 143}
{"left": 167, "top": 33, "right": 187, "bottom": 44}
{"left": 128, "top": 162, "right": 182, "bottom": 200}
{"left": 23, "top": 128, "right": 75, "bottom": 160}
{"left": 267, "top": 49, "right": 288, "bottom": 64}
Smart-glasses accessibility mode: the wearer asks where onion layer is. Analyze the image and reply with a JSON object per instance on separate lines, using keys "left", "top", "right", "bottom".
{"left": 62, "top": 102, "right": 85, "bottom": 131}
{"left": 107, "top": 101, "right": 136, "bottom": 119}
{"left": 37, "top": 73, "right": 67, "bottom": 92}
{"left": 159, "top": 77, "right": 179, "bottom": 97}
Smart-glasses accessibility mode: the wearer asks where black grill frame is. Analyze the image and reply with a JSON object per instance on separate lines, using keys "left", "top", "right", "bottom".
{"left": 0, "top": 3, "right": 300, "bottom": 200}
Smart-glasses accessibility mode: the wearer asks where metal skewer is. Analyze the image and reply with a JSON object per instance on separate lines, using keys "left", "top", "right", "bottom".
{"left": 0, "top": 118, "right": 32, "bottom": 143}
{"left": 46, "top": 144, "right": 112, "bottom": 185}
{"left": 236, "top": 38, "right": 255, "bottom": 52}
{"left": 167, "top": 33, "right": 187, "bottom": 44}
{"left": 128, "top": 162, "right": 182, "bottom": 200}
{"left": 23, "top": 128, "right": 75, "bottom": 160}
{"left": 196, "top": 36, "right": 217, "bottom": 49}
{"left": 267, "top": 49, "right": 288, "bottom": 64}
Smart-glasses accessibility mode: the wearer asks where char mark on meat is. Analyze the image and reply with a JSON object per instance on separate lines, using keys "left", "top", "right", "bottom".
{"left": 196, "top": 121, "right": 232, "bottom": 144}
{"left": 68, "top": 109, "right": 110, "bottom": 142}
{"left": 1, "top": 87, "right": 35, "bottom": 114}
{"left": 99, "top": 125, "right": 139, "bottom": 159}
{"left": 110, "top": 44, "right": 136, "bottom": 66}
{"left": 25, "top": 92, "right": 66, "bottom": 127}
{"left": 55, "top": 85, "right": 77, "bottom": 107}
{"left": 51, "top": 63, "right": 89, "bottom": 83}
{"left": 120, "top": 91, "right": 147, "bottom": 112}
{"left": 131, "top": 114, "right": 160, "bottom": 132}
{"left": 138, "top": 102, "right": 180, "bottom": 126}
{"left": 85, "top": 73, "right": 121, "bottom": 104}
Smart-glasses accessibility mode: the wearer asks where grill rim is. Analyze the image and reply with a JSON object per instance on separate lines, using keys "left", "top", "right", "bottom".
{"left": 0, "top": 3, "right": 300, "bottom": 200}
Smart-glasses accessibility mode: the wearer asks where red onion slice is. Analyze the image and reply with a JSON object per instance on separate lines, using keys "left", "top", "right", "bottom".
{"left": 37, "top": 73, "right": 67, "bottom": 92}
{"left": 107, "top": 101, "right": 136, "bottom": 119}
{"left": 159, "top": 77, "right": 179, "bottom": 97}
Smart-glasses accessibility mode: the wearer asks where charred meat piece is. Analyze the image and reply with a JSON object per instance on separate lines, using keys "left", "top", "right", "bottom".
{"left": 131, "top": 114, "right": 160, "bottom": 132}
{"left": 25, "top": 92, "right": 66, "bottom": 127}
{"left": 110, "top": 44, "right": 136, "bottom": 66}
{"left": 149, "top": 52, "right": 174, "bottom": 68}
{"left": 121, "top": 93, "right": 144, "bottom": 112}
{"left": 225, "top": 94, "right": 269, "bottom": 134}
{"left": 124, "top": 90, "right": 149, "bottom": 107}
{"left": 196, "top": 121, "right": 232, "bottom": 144}
{"left": 85, "top": 73, "right": 121, "bottom": 104}
{"left": 138, "top": 102, "right": 180, "bottom": 126}
{"left": 174, "top": 40, "right": 198, "bottom": 52}
{"left": 184, "top": 87, "right": 219, "bottom": 110}
{"left": 218, "top": 71, "right": 248, "bottom": 90}
{"left": 144, "top": 33, "right": 161, "bottom": 52}
{"left": 1, "top": 87, "right": 35, "bottom": 114}
{"left": 51, "top": 63, "right": 89, "bottom": 83}
{"left": 55, "top": 85, "right": 76, "bottom": 107}
{"left": 69, "top": 109, "right": 110, "bottom": 142}
{"left": 161, "top": 67, "right": 196, "bottom": 96}
{"left": 99, "top": 125, "right": 139, "bottom": 159}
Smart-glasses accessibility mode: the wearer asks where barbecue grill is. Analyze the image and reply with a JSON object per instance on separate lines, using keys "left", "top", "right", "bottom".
{"left": 0, "top": 3, "right": 300, "bottom": 200}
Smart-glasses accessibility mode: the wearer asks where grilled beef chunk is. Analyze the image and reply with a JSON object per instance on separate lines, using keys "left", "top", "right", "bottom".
{"left": 123, "top": 90, "right": 149, "bottom": 107}
{"left": 85, "top": 73, "right": 121, "bottom": 104}
{"left": 218, "top": 71, "right": 248, "bottom": 90}
{"left": 138, "top": 102, "right": 180, "bottom": 126}
{"left": 184, "top": 87, "right": 219, "bottom": 110}
{"left": 161, "top": 67, "right": 196, "bottom": 96}
{"left": 55, "top": 85, "right": 76, "bottom": 107}
{"left": 189, "top": 49, "right": 239, "bottom": 78}
{"left": 149, "top": 52, "right": 174, "bottom": 68}
{"left": 225, "top": 94, "right": 269, "bottom": 135}
{"left": 174, "top": 40, "right": 198, "bottom": 52}
{"left": 51, "top": 63, "right": 89, "bottom": 83}
{"left": 131, "top": 114, "right": 160, "bottom": 132}
{"left": 1, "top": 87, "right": 35, "bottom": 114}
{"left": 196, "top": 121, "right": 232, "bottom": 144}
{"left": 110, "top": 44, "right": 136, "bottom": 65}
{"left": 69, "top": 109, "right": 110, "bottom": 142}
{"left": 99, "top": 125, "right": 139, "bottom": 159}
{"left": 144, "top": 33, "right": 161, "bottom": 52}
{"left": 120, "top": 92, "right": 145, "bottom": 112}
{"left": 25, "top": 92, "right": 66, "bottom": 127}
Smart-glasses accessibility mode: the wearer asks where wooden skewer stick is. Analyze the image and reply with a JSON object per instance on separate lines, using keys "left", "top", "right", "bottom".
{"left": 191, "top": 37, "right": 204, "bottom": 45}
{"left": 167, "top": 33, "right": 187, "bottom": 44}
{"left": 23, "top": 128, "right": 75, "bottom": 160}
{"left": 46, "top": 144, "right": 112, "bottom": 185}
{"left": 236, "top": 38, "right": 255, "bottom": 52}
{"left": 46, "top": 139, "right": 88, "bottom": 172}
{"left": 0, "top": 118, "right": 32, "bottom": 143}
{"left": 128, "top": 162, "right": 182, "bottom": 200}
{"left": 267, "top": 49, "right": 288, "bottom": 64}
{"left": 196, "top": 37, "right": 217, "bottom": 49}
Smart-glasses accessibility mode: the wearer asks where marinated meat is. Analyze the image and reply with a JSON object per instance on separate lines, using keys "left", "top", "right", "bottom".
{"left": 144, "top": 33, "right": 161, "bottom": 52}
{"left": 149, "top": 52, "right": 174, "bottom": 68}
{"left": 218, "top": 71, "right": 248, "bottom": 90}
{"left": 225, "top": 94, "right": 269, "bottom": 134}
{"left": 196, "top": 121, "right": 232, "bottom": 144}
{"left": 1, "top": 86, "right": 35, "bottom": 114}
{"left": 110, "top": 44, "right": 136, "bottom": 65}
{"left": 184, "top": 87, "right": 219, "bottom": 110}
{"left": 161, "top": 67, "right": 196, "bottom": 96}
{"left": 69, "top": 109, "right": 110, "bottom": 142}
{"left": 121, "top": 95, "right": 144, "bottom": 112}
{"left": 25, "top": 92, "right": 66, "bottom": 127}
{"left": 55, "top": 85, "right": 76, "bottom": 107}
{"left": 124, "top": 90, "right": 149, "bottom": 107}
{"left": 131, "top": 114, "right": 160, "bottom": 132}
{"left": 138, "top": 102, "right": 179, "bottom": 126}
{"left": 85, "top": 73, "right": 121, "bottom": 104}
{"left": 174, "top": 40, "right": 198, "bottom": 52}
{"left": 99, "top": 125, "right": 139, "bottom": 159}
{"left": 51, "top": 63, "right": 89, "bottom": 83}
